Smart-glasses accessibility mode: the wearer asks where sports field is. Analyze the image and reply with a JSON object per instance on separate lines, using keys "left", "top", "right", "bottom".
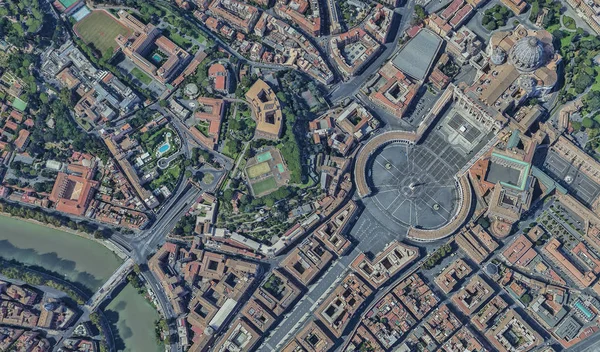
{"left": 256, "top": 151, "right": 273, "bottom": 163}
{"left": 247, "top": 162, "right": 271, "bottom": 178}
{"left": 252, "top": 177, "right": 278, "bottom": 196}
{"left": 74, "top": 11, "right": 131, "bottom": 53}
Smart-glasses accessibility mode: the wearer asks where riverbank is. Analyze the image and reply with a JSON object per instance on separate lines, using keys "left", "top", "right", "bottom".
{"left": 0, "top": 215, "right": 159, "bottom": 352}
{"left": 0, "top": 215, "right": 123, "bottom": 292}
{"left": 0, "top": 210, "right": 129, "bottom": 260}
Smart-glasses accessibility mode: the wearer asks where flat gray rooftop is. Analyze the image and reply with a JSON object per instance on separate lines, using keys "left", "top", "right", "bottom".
{"left": 543, "top": 150, "right": 600, "bottom": 207}
{"left": 392, "top": 28, "right": 442, "bottom": 81}
{"left": 486, "top": 162, "right": 522, "bottom": 187}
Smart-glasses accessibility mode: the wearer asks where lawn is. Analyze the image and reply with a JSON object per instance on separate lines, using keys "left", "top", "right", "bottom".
{"left": 562, "top": 15, "right": 576, "bottom": 30}
{"left": 247, "top": 162, "right": 271, "bottom": 178}
{"left": 12, "top": 97, "right": 27, "bottom": 112}
{"left": 593, "top": 66, "right": 600, "bottom": 91}
{"left": 251, "top": 177, "right": 278, "bottom": 196}
{"left": 131, "top": 67, "right": 152, "bottom": 85}
{"left": 74, "top": 11, "right": 132, "bottom": 53}
{"left": 150, "top": 161, "right": 182, "bottom": 190}
{"left": 559, "top": 32, "right": 575, "bottom": 55}
{"left": 164, "top": 29, "right": 192, "bottom": 50}
{"left": 202, "top": 173, "right": 215, "bottom": 184}
{"left": 222, "top": 142, "right": 235, "bottom": 159}
{"left": 195, "top": 121, "right": 210, "bottom": 137}
{"left": 196, "top": 32, "right": 208, "bottom": 46}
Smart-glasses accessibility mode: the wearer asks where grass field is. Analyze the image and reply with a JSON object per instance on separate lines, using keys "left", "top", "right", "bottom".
{"left": 593, "top": 66, "right": 600, "bottom": 91}
{"left": 252, "top": 177, "right": 278, "bottom": 196}
{"left": 247, "top": 162, "right": 271, "bottom": 178}
{"left": 74, "top": 11, "right": 132, "bottom": 53}
{"left": 202, "top": 173, "right": 215, "bottom": 184}
{"left": 562, "top": 15, "right": 576, "bottom": 30}
{"left": 131, "top": 67, "right": 152, "bottom": 85}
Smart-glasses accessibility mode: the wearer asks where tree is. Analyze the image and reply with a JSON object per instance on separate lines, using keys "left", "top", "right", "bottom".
{"left": 90, "top": 312, "right": 101, "bottom": 327}
{"left": 573, "top": 73, "right": 594, "bottom": 94}
{"left": 584, "top": 91, "right": 600, "bottom": 111}
{"left": 102, "top": 47, "right": 114, "bottom": 62}
{"left": 93, "top": 230, "right": 105, "bottom": 239}
{"left": 582, "top": 117, "right": 596, "bottom": 129}
{"left": 412, "top": 5, "right": 427, "bottom": 24}
{"left": 39, "top": 92, "right": 48, "bottom": 104}
{"left": 159, "top": 100, "right": 168, "bottom": 108}
{"left": 414, "top": 5, "right": 426, "bottom": 20}
{"left": 226, "top": 139, "right": 242, "bottom": 155}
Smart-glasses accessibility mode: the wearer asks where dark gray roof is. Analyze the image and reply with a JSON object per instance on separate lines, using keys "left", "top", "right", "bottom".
{"left": 392, "top": 29, "right": 443, "bottom": 81}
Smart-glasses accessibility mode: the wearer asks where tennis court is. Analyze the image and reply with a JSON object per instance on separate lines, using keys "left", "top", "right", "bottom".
{"left": 247, "top": 162, "right": 271, "bottom": 178}
{"left": 59, "top": 0, "right": 79, "bottom": 7}
{"left": 12, "top": 97, "right": 27, "bottom": 112}
{"left": 71, "top": 7, "right": 91, "bottom": 22}
{"left": 256, "top": 151, "right": 273, "bottom": 163}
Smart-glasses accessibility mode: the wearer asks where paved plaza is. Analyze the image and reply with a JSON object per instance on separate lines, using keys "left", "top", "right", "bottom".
{"left": 358, "top": 122, "right": 491, "bottom": 241}
{"left": 365, "top": 140, "right": 460, "bottom": 231}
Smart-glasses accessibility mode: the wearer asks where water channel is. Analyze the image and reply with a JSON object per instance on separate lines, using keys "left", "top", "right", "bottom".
{"left": 0, "top": 215, "right": 160, "bottom": 352}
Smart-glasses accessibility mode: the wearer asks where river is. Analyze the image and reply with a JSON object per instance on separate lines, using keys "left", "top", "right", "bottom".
{"left": 0, "top": 215, "right": 161, "bottom": 352}
{"left": 105, "top": 283, "right": 162, "bottom": 352}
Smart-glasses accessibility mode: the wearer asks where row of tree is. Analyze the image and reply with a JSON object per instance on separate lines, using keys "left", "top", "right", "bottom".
{"left": 0, "top": 263, "right": 85, "bottom": 304}
{"left": 0, "top": 200, "right": 111, "bottom": 239}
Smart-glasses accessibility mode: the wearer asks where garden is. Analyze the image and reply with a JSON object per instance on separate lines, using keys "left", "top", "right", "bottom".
{"left": 136, "top": 127, "right": 179, "bottom": 161}
{"left": 338, "top": 0, "right": 372, "bottom": 28}
{"left": 149, "top": 156, "right": 183, "bottom": 193}
{"left": 481, "top": 5, "right": 513, "bottom": 31}
{"left": 221, "top": 103, "right": 256, "bottom": 160}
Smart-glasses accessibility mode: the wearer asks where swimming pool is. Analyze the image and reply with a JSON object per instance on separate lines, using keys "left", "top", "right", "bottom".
{"left": 152, "top": 53, "right": 163, "bottom": 63}
{"left": 158, "top": 143, "right": 170, "bottom": 154}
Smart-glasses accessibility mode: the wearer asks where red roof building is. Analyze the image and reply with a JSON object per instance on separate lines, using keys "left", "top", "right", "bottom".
{"left": 49, "top": 166, "right": 99, "bottom": 216}
{"left": 208, "top": 63, "right": 229, "bottom": 93}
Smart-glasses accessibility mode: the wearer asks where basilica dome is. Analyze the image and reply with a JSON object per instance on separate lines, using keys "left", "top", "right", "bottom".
{"left": 490, "top": 47, "right": 506, "bottom": 65}
{"left": 509, "top": 36, "right": 545, "bottom": 72}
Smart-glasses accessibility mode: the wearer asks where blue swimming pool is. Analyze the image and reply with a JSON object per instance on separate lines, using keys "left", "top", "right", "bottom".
{"left": 158, "top": 144, "right": 170, "bottom": 154}
{"left": 152, "top": 53, "right": 162, "bottom": 63}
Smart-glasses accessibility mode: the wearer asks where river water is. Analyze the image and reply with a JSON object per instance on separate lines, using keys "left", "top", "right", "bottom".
{"left": 105, "top": 283, "right": 161, "bottom": 352}
{"left": 0, "top": 215, "right": 160, "bottom": 352}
